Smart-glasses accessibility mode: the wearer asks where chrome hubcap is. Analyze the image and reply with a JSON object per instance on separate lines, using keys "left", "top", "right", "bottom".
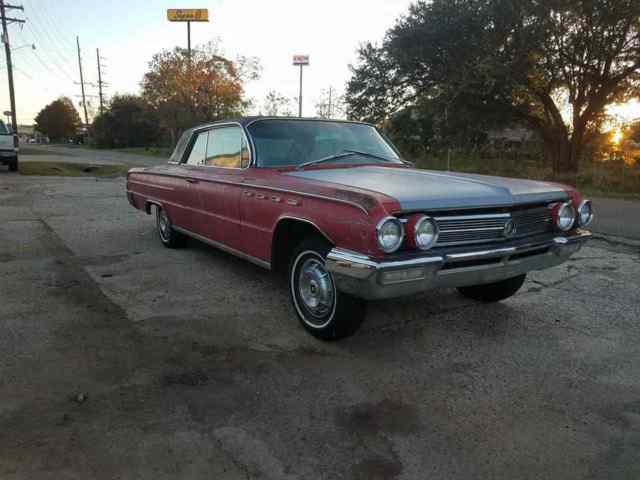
{"left": 297, "top": 257, "right": 335, "bottom": 322}
{"left": 158, "top": 209, "right": 170, "bottom": 240}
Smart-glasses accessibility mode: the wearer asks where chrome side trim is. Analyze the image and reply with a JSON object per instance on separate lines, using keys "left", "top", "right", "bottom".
{"left": 172, "top": 226, "right": 271, "bottom": 270}
{"left": 127, "top": 170, "right": 370, "bottom": 215}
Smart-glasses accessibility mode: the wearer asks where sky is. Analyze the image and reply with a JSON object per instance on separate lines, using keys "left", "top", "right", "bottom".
{"left": 1, "top": 0, "right": 414, "bottom": 125}
{"left": 3, "top": 0, "right": 639, "bottom": 128}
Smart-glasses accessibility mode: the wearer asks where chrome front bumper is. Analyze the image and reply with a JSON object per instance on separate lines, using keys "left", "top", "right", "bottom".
{"left": 326, "top": 230, "right": 592, "bottom": 300}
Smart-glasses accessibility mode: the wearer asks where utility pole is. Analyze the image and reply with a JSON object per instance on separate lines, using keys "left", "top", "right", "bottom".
{"left": 96, "top": 48, "right": 106, "bottom": 115}
{"left": 76, "top": 36, "right": 88, "bottom": 126}
{"left": 327, "top": 87, "right": 333, "bottom": 119}
{"left": 298, "top": 65, "right": 303, "bottom": 117}
{"left": 292, "top": 55, "right": 309, "bottom": 118}
{"left": 0, "top": 0, "right": 25, "bottom": 134}
{"left": 187, "top": 21, "right": 191, "bottom": 59}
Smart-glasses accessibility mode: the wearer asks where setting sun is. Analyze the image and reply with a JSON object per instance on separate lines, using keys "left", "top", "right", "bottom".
{"left": 611, "top": 127, "right": 624, "bottom": 145}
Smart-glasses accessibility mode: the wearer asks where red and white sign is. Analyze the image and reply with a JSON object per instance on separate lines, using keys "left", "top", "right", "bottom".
{"left": 292, "top": 54, "right": 310, "bottom": 66}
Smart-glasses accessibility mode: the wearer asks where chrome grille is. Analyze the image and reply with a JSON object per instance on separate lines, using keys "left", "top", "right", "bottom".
{"left": 434, "top": 207, "right": 553, "bottom": 246}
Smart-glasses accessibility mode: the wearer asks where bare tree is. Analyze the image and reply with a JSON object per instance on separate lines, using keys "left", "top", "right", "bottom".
{"left": 263, "top": 90, "right": 293, "bottom": 116}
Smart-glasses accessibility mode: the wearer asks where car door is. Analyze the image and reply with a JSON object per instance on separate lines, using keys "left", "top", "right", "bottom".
{"left": 172, "top": 129, "right": 208, "bottom": 233}
{"left": 193, "top": 125, "right": 250, "bottom": 250}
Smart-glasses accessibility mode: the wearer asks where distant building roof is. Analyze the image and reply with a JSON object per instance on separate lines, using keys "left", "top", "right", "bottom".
{"left": 487, "top": 127, "right": 535, "bottom": 142}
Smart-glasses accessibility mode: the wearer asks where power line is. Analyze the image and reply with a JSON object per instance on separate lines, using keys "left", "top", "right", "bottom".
{"left": 24, "top": 19, "right": 75, "bottom": 81}
{"left": 23, "top": 1, "right": 75, "bottom": 67}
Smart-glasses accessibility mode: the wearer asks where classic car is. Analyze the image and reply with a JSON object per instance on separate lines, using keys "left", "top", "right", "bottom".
{"left": 126, "top": 117, "right": 593, "bottom": 340}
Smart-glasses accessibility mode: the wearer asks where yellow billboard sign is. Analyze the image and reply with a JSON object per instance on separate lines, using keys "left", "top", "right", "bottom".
{"left": 167, "top": 9, "right": 209, "bottom": 22}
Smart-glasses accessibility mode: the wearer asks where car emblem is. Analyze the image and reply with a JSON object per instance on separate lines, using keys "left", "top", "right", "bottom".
{"left": 503, "top": 219, "right": 517, "bottom": 238}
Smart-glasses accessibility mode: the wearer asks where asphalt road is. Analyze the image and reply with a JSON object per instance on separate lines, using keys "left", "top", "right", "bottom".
{"left": 1, "top": 148, "right": 639, "bottom": 479}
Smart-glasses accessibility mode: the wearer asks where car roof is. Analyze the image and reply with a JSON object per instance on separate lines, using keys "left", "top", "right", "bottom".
{"left": 192, "top": 116, "right": 374, "bottom": 130}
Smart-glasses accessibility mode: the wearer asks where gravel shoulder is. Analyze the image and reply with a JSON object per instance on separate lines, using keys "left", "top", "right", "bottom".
{"left": 1, "top": 165, "right": 639, "bottom": 479}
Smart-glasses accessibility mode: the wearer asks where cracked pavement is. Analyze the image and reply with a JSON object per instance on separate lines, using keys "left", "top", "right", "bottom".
{"left": 1, "top": 152, "right": 640, "bottom": 479}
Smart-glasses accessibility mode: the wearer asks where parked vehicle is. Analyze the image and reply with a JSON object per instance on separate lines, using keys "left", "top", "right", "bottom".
{"left": 0, "top": 120, "right": 19, "bottom": 172}
{"left": 126, "top": 118, "right": 593, "bottom": 339}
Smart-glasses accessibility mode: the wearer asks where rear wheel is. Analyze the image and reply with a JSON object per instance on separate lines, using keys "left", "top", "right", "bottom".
{"left": 289, "top": 237, "right": 366, "bottom": 340}
{"left": 8, "top": 156, "right": 17, "bottom": 172}
{"left": 457, "top": 274, "right": 526, "bottom": 303}
{"left": 156, "top": 206, "right": 187, "bottom": 248}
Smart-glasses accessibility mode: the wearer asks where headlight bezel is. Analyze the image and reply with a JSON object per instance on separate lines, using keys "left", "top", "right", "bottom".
{"left": 577, "top": 199, "right": 593, "bottom": 227}
{"left": 376, "top": 216, "right": 405, "bottom": 253}
{"left": 556, "top": 201, "right": 576, "bottom": 232}
{"left": 413, "top": 215, "right": 439, "bottom": 251}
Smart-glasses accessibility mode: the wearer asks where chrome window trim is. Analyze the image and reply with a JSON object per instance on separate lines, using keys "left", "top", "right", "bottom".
{"left": 175, "top": 121, "right": 255, "bottom": 169}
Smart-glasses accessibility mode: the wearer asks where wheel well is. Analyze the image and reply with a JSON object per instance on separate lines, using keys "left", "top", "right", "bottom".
{"left": 144, "top": 201, "right": 160, "bottom": 214}
{"left": 271, "top": 219, "right": 332, "bottom": 274}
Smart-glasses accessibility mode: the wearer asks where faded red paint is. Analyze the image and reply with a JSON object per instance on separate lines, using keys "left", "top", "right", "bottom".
{"left": 127, "top": 162, "right": 403, "bottom": 264}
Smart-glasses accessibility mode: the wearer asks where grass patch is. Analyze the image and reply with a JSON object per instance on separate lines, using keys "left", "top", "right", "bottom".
{"left": 414, "top": 154, "right": 640, "bottom": 200}
{"left": 19, "top": 161, "right": 129, "bottom": 177}
{"left": 115, "top": 146, "right": 171, "bottom": 158}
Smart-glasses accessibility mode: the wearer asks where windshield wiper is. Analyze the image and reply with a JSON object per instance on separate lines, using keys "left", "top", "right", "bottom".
{"left": 296, "top": 151, "right": 356, "bottom": 170}
{"left": 297, "top": 149, "right": 403, "bottom": 170}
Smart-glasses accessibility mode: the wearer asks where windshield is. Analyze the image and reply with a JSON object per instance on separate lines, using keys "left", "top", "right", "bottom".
{"left": 247, "top": 119, "right": 401, "bottom": 168}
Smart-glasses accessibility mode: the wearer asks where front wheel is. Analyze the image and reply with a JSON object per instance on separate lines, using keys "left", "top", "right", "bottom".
{"left": 457, "top": 274, "right": 526, "bottom": 303}
{"left": 289, "top": 237, "right": 365, "bottom": 340}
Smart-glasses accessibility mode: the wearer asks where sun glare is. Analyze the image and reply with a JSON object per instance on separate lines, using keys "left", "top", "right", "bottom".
{"left": 611, "top": 128, "right": 623, "bottom": 145}
{"left": 606, "top": 99, "right": 640, "bottom": 124}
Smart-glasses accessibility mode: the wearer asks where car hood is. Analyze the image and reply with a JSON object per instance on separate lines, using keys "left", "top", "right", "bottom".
{"left": 286, "top": 166, "right": 568, "bottom": 211}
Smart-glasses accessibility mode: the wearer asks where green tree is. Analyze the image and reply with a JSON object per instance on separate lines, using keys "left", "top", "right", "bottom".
{"left": 347, "top": 0, "right": 640, "bottom": 174}
{"left": 141, "top": 41, "right": 260, "bottom": 145}
{"left": 92, "top": 95, "right": 161, "bottom": 149}
{"left": 34, "top": 97, "right": 81, "bottom": 141}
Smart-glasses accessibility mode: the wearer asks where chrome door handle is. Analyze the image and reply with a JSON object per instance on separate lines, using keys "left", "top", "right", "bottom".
{"left": 186, "top": 178, "right": 198, "bottom": 184}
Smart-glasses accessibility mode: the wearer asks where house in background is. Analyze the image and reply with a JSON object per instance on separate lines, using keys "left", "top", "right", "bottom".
{"left": 17, "top": 125, "right": 49, "bottom": 144}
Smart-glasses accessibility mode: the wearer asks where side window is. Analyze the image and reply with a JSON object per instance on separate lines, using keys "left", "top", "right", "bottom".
{"left": 184, "top": 131, "right": 208, "bottom": 166}
{"left": 205, "top": 126, "right": 249, "bottom": 168}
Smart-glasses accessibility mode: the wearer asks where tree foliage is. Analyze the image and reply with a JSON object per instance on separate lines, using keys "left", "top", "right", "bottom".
{"left": 141, "top": 41, "right": 260, "bottom": 144}
{"left": 92, "top": 95, "right": 161, "bottom": 149}
{"left": 346, "top": 0, "right": 640, "bottom": 174}
{"left": 34, "top": 97, "right": 81, "bottom": 141}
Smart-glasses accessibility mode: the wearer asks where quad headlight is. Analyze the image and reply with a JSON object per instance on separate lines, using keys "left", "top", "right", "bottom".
{"left": 376, "top": 216, "right": 404, "bottom": 253}
{"left": 414, "top": 215, "right": 439, "bottom": 250}
{"left": 556, "top": 202, "right": 576, "bottom": 232}
{"left": 577, "top": 199, "right": 593, "bottom": 227}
